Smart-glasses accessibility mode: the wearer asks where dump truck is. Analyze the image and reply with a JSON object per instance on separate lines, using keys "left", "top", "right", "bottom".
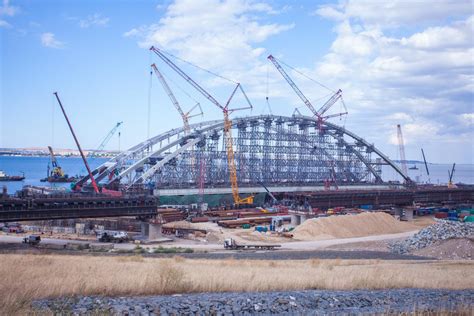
{"left": 223, "top": 238, "right": 281, "bottom": 250}
{"left": 23, "top": 235, "right": 41, "bottom": 246}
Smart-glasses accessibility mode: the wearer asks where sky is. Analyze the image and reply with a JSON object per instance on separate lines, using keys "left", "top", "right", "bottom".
{"left": 0, "top": 0, "right": 473, "bottom": 164}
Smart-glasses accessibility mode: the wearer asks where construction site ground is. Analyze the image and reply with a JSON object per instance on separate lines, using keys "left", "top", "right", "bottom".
{"left": 1, "top": 215, "right": 471, "bottom": 261}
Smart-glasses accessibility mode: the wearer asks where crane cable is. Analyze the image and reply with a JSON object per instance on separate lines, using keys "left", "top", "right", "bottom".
{"left": 160, "top": 48, "right": 238, "bottom": 84}
{"left": 275, "top": 56, "right": 335, "bottom": 93}
{"left": 147, "top": 56, "right": 153, "bottom": 141}
{"left": 265, "top": 63, "right": 272, "bottom": 115}
{"left": 160, "top": 68, "right": 201, "bottom": 104}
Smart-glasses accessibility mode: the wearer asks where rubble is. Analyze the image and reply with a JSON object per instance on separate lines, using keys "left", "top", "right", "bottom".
{"left": 390, "top": 220, "right": 474, "bottom": 254}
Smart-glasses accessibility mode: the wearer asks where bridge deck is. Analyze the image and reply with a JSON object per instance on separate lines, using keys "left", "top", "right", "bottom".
{"left": 0, "top": 195, "right": 158, "bottom": 222}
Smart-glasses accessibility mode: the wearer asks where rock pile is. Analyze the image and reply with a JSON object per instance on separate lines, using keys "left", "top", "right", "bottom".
{"left": 390, "top": 220, "right": 474, "bottom": 254}
{"left": 32, "top": 289, "right": 474, "bottom": 315}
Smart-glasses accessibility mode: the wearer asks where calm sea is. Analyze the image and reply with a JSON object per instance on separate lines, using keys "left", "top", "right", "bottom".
{"left": 0, "top": 156, "right": 473, "bottom": 194}
{"left": 0, "top": 156, "right": 108, "bottom": 193}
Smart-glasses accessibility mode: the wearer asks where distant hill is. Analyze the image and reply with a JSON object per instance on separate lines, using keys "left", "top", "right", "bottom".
{"left": 0, "top": 147, "right": 119, "bottom": 158}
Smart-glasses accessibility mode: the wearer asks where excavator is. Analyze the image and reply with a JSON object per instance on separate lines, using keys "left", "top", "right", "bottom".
{"left": 40, "top": 146, "right": 77, "bottom": 183}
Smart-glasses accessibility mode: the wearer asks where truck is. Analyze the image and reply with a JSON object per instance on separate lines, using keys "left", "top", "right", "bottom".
{"left": 23, "top": 235, "right": 41, "bottom": 246}
{"left": 96, "top": 231, "right": 129, "bottom": 243}
{"left": 223, "top": 238, "right": 281, "bottom": 250}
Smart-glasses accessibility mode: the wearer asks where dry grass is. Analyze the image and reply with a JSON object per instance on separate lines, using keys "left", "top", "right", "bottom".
{"left": 0, "top": 254, "right": 473, "bottom": 314}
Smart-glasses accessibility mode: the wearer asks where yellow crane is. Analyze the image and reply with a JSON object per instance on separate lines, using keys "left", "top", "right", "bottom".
{"left": 150, "top": 46, "right": 253, "bottom": 206}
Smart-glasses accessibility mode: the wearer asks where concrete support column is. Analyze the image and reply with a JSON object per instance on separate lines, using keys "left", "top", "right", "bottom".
{"left": 403, "top": 208, "right": 414, "bottom": 221}
{"left": 290, "top": 215, "right": 300, "bottom": 226}
{"left": 300, "top": 214, "right": 308, "bottom": 223}
{"left": 141, "top": 222, "right": 163, "bottom": 240}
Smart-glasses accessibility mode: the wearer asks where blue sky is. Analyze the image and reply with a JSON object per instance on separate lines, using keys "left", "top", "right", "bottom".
{"left": 1, "top": 0, "right": 473, "bottom": 163}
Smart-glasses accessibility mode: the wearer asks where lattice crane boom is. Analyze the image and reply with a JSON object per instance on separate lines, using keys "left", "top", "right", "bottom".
{"left": 267, "top": 54, "right": 320, "bottom": 118}
{"left": 268, "top": 55, "right": 348, "bottom": 123}
{"left": 150, "top": 46, "right": 253, "bottom": 205}
{"left": 397, "top": 124, "right": 408, "bottom": 178}
{"left": 150, "top": 46, "right": 224, "bottom": 111}
{"left": 151, "top": 63, "right": 191, "bottom": 133}
{"left": 90, "top": 121, "right": 123, "bottom": 158}
{"left": 317, "top": 89, "right": 342, "bottom": 117}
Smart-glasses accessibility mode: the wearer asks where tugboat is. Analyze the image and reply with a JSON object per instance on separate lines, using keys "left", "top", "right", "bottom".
{"left": 409, "top": 165, "right": 419, "bottom": 170}
{"left": 0, "top": 170, "right": 25, "bottom": 181}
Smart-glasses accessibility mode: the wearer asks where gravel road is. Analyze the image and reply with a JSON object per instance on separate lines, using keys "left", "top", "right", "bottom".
{"left": 32, "top": 289, "right": 474, "bottom": 315}
{"left": 0, "top": 242, "right": 430, "bottom": 260}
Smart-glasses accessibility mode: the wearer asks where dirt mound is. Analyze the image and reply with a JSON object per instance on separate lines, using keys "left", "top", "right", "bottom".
{"left": 293, "top": 212, "right": 417, "bottom": 241}
{"left": 412, "top": 238, "right": 474, "bottom": 260}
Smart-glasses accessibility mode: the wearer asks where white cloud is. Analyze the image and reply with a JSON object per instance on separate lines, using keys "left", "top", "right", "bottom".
{"left": 0, "top": 19, "right": 10, "bottom": 27}
{"left": 40, "top": 32, "right": 65, "bottom": 49}
{"left": 459, "top": 113, "right": 474, "bottom": 126}
{"left": 79, "top": 13, "right": 109, "bottom": 28}
{"left": 0, "top": 0, "right": 19, "bottom": 16}
{"left": 316, "top": 0, "right": 471, "bottom": 27}
{"left": 125, "top": 0, "right": 293, "bottom": 73}
{"left": 313, "top": 3, "right": 473, "bottom": 161}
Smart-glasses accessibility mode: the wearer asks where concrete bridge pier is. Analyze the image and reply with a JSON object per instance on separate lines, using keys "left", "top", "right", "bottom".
{"left": 141, "top": 221, "right": 163, "bottom": 240}
{"left": 290, "top": 214, "right": 300, "bottom": 226}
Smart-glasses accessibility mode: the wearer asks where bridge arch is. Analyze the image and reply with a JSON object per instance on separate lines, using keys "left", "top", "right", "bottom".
{"left": 85, "top": 115, "right": 408, "bottom": 190}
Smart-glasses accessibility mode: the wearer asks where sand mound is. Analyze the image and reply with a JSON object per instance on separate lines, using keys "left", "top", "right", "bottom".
{"left": 293, "top": 212, "right": 417, "bottom": 241}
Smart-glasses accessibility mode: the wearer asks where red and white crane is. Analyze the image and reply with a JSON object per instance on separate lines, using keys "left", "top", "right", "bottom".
{"left": 150, "top": 46, "right": 254, "bottom": 205}
{"left": 267, "top": 55, "right": 347, "bottom": 128}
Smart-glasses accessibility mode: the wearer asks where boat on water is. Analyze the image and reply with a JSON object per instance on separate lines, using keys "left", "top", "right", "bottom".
{"left": 40, "top": 175, "right": 78, "bottom": 183}
{"left": 0, "top": 170, "right": 25, "bottom": 181}
{"left": 409, "top": 165, "right": 419, "bottom": 170}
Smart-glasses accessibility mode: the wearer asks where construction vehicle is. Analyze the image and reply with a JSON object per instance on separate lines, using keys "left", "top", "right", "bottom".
{"left": 267, "top": 55, "right": 347, "bottom": 129}
{"left": 54, "top": 93, "right": 121, "bottom": 196}
{"left": 41, "top": 146, "right": 77, "bottom": 183}
{"left": 223, "top": 238, "right": 281, "bottom": 250}
{"left": 150, "top": 46, "right": 254, "bottom": 206}
{"left": 96, "top": 231, "right": 129, "bottom": 243}
{"left": 23, "top": 235, "right": 41, "bottom": 246}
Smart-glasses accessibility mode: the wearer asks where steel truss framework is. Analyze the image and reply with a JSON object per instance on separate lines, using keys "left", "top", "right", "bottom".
{"left": 81, "top": 115, "right": 409, "bottom": 190}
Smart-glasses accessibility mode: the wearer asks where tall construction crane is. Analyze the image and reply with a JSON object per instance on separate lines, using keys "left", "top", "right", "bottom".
{"left": 150, "top": 46, "right": 254, "bottom": 205}
{"left": 421, "top": 148, "right": 430, "bottom": 176}
{"left": 397, "top": 124, "right": 408, "bottom": 178}
{"left": 151, "top": 63, "right": 203, "bottom": 135}
{"left": 267, "top": 55, "right": 347, "bottom": 127}
{"left": 89, "top": 121, "right": 123, "bottom": 158}
{"left": 448, "top": 163, "right": 456, "bottom": 188}
{"left": 54, "top": 92, "right": 100, "bottom": 194}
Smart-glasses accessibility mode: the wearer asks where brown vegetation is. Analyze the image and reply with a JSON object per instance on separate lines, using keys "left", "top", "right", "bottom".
{"left": 0, "top": 254, "right": 473, "bottom": 314}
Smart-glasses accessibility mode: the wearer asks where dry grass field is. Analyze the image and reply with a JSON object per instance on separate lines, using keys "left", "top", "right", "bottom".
{"left": 0, "top": 254, "right": 473, "bottom": 314}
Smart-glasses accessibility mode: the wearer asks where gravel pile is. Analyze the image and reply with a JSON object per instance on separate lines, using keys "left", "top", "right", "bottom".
{"left": 390, "top": 220, "right": 474, "bottom": 254}
{"left": 32, "top": 289, "right": 474, "bottom": 315}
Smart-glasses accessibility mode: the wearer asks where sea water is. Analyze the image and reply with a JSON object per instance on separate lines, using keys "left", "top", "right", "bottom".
{"left": 0, "top": 156, "right": 473, "bottom": 194}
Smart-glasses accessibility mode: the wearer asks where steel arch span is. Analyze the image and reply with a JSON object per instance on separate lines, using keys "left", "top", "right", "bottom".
{"left": 81, "top": 115, "right": 409, "bottom": 191}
